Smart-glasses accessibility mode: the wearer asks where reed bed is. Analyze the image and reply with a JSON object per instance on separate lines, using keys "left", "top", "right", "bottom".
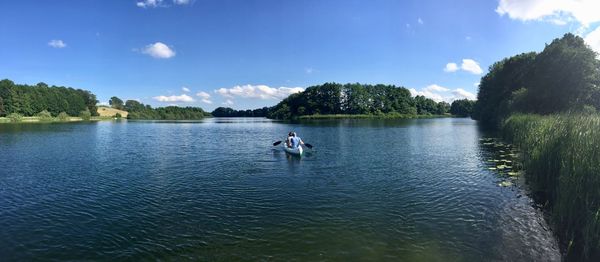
{"left": 503, "top": 114, "right": 600, "bottom": 261}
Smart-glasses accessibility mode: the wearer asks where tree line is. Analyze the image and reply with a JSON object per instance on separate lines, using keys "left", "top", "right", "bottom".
{"left": 211, "top": 107, "right": 269, "bottom": 117}
{"left": 266, "top": 83, "right": 468, "bottom": 119}
{"left": 0, "top": 79, "right": 98, "bottom": 117}
{"left": 472, "top": 33, "right": 600, "bottom": 127}
{"left": 123, "top": 99, "right": 210, "bottom": 120}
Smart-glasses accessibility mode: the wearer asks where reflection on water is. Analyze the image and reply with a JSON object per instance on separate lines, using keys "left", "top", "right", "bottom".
{"left": 0, "top": 118, "right": 560, "bottom": 260}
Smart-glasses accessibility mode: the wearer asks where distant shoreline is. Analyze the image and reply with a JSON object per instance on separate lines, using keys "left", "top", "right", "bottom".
{"left": 0, "top": 116, "right": 118, "bottom": 124}
{"left": 296, "top": 114, "right": 454, "bottom": 120}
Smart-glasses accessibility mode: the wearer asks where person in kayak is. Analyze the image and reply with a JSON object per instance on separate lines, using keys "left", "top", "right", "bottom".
{"left": 289, "top": 132, "right": 305, "bottom": 148}
{"left": 286, "top": 131, "right": 294, "bottom": 148}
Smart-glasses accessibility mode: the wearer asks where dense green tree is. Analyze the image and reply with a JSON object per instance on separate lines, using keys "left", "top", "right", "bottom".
{"left": 473, "top": 33, "right": 600, "bottom": 127}
{"left": 125, "top": 101, "right": 209, "bottom": 120}
{"left": 267, "top": 83, "right": 450, "bottom": 119}
{"left": 526, "top": 33, "right": 600, "bottom": 114}
{"left": 0, "top": 79, "right": 98, "bottom": 117}
{"left": 109, "top": 96, "right": 124, "bottom": 110}
{"left": 211, "top": 107, "right": 269, "bottom": 117}
{"left": 472, "top": 52, "right": 537, "bottom": 126}
{"left": 450, "top": 99, "right": 475, "bottom": 117}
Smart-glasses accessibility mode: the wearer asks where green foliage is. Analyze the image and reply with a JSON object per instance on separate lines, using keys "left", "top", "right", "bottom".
{"left": 473, "top": 33, "right": 600, "bottom": 127}
{"left": 7, "top": 113, "right": 23, "bottom": 122}
{"left": 79, "top": 109, "right": 91, "bottom": 121}
{"left": 58, "top": 112, "right": 69, "bottom": 121}
{"left": 450, "top": 99, "right": 475, "bottom": 117}
{"left": 472, "top": 52, "right": 537, "bottom": 126}
{"left": 267, "top": 83, "right": 447, "bottom": 119}
{"left": 125, "top": 101, "right": 209, "bottom": 120}
{"left": 211, "top": 107, "right": 269, "bottom": 117}
{"left": 115, "top": 113, "right": 122, "bottom": 118}
{"left": 36, "top": 110, "right": 53, "bottom": 121}
{"left": 109, "top": 96, "right": 124, "bottom": 110}
{"left": 0, "top": 79, "right": 98, "bottom": 117}
{"left": 503, "top": 114, "right": 600, "bottom": 261}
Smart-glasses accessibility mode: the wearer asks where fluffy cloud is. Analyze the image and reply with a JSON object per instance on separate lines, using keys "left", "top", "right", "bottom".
{"left": 141, "top": 42, "right": 176, "bottom": 59}
{"left": 444, "top": 59, "right": 483, "bottom": 74}
{"left": 137, "top": 0, "right": 190, "bottom": 8}
{"left": 495, "top": 0, "right": 600, "bottom": 58}
{"left": 460, "top": 59, "right": 483, "bottom": 74}
{"left": 418, "top": 18, "right": 424, "bottom": 25}
{"left": 496, "top": 0, "right": 600, "bottom": 25}
{"left": 153, "top": 94, "right": 194, "bottom": 102}
{"left": 223, "top": 99, "right": 234, "bottom": 106}
{"left": 424, "top": 84, "right": 450, "bottom": 92}
{"left": 182, "top": 87, "right": 190, "bottom": 92}
{"left": 443, "top": 63, "right": 459, "bottom": 72}
{"left": 196, "top": 91, "right": 212, "bottom": 104}
{"left": 215, "top": 84, "right": 304, "bottom": 100}
{"left": 584, "top": 26, "right": 600, "bottom": 54}
{"left": 452, "top": 88, "right": 477, "bottom": 101}
{"left": 409, "top": 84, "right": 476, "bottom": 103}
{"left": 48, "top": 40, "right": 66, "bottom": 48}
{"left": 136, "top": 0, "right": 162, "bottom": 8}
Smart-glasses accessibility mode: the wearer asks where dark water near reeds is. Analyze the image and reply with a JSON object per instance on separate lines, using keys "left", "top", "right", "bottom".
{"left": 0, "top": 118, "right": 560, "bottom": 261}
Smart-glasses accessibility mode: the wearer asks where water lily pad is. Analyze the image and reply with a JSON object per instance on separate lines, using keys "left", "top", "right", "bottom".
{"left": 488, "top": 167, "right": 497, "bottom": 170}
{"left": 498, "top": 181, "right": 513, "bottom": 187}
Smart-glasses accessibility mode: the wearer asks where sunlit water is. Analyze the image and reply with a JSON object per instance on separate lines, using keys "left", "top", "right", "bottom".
{"left": 0, "top": 118, "right": 560, "bottom": 261}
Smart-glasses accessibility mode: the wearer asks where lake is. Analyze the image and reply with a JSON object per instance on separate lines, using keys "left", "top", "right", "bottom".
{"left": 0, "top": 118, "right": 561, "bottom": 261}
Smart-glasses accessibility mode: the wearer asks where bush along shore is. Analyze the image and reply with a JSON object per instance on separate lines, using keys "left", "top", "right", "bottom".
{"left": 502, "top": 114, "right": 600, "bottom": 261}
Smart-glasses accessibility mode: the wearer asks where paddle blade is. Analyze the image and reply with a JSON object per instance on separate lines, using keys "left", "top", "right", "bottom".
{"left": 304, "top": 143, "right": 313, "bottom": 149}
{"left": 273, "top": 141, "right": 282, "bottom": 146}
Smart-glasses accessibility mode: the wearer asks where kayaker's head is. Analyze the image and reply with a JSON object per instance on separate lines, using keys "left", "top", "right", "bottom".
{"left": 288, "top": 131, "right": 294, "bottom": 137}
{"left": 292, "top": 132, "right": 297, "bottom": 137}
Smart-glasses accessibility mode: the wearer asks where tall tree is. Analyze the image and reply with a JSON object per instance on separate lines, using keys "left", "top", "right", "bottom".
{"left": 109, "top": 96, "right": 124, "bottom": 110}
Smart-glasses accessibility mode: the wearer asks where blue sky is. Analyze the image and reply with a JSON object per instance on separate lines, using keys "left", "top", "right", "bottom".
{"left": 1, "top": 0, "right": 599, "bottom": 111}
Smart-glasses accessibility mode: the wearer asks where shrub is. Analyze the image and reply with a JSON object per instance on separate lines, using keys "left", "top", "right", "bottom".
{"left": 79, "top": 109, "right": 91, "bottom": 121}
{"left": 115, "top": 113, "right": 122, "bottom": 118}
{"left": 58, "top": 112, "right": 69, "bottom": 121}
{"left": 37, "top": 110, "right": 53, "bottom": 121}
{"left": 7, "top": 113, "right": 22, "bottom": 122}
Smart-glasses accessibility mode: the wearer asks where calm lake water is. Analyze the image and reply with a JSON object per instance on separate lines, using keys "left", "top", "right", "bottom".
{"left": 0, "top": 118, "right": 560, "bottom": 261}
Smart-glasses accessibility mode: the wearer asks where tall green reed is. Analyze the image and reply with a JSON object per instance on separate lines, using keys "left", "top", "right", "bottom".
{"left": 503, "top": 114, "right": 600, "bottom": 261}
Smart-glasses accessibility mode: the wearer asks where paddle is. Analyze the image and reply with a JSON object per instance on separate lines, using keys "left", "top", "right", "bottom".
{"left": 304, "top": 143, "right": 313, "bottom": 149}
{"left": 273, "top": 140, "right": 313, "bottom": 149}
{"left": 273, "top": 141, "right": 283, "bottom": 146}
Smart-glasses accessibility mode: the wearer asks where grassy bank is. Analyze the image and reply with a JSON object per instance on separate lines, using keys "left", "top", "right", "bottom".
{"left": 297, "top": 113, "right": 452, "bottom": 120}
{"left": 502, "top": 114, "right": 600, "bottom": 261}
{"left": 0, "top": 116, "right": 118, "bottom": 123}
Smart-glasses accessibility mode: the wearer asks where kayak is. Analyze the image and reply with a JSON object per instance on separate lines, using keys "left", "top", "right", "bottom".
{"left": 283, "top": 145, "right": 303, "bottom": 156}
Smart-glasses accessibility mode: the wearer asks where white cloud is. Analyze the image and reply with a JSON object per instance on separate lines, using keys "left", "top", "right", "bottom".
{"left": 424, "top": 84, "right": 450, "bottom": 92}
{"left": 137, "top": 0, "right": 163, "bottom": 8}
{"left": 305, "top": 67, "right": 314, "bottom": 74}
{"left": 153, "top": 94, "right": 194, "bottom": 102}
{"left": 474, "top": 82, "right": 480, "bottom": 87}
{"left": 48, "top": 40, "right": 66, "bottom": 48}
{"left": 452, "top": 88, "right": 477, "bottom": 100}
{"left": 460, "top": 59, "right": 483, "bottom": 74}
{"left": 409, "top": 84, "right": 477, "bottom": 103}
{"left": 444, "top": 63, "right": 459, "bottom": 72}
{"left": 496, "top": 0, "right": 600, "bottom": 26}
{"left": 141, "top": 42, "right": 176, "bottom": 59}
{"left": 196, "top": 91, "right": 212, "bottom": 104}
{"left": 173, "top": 0, "right": 191, "bottom": 5}
{"left": 223, "top": 99, "right": 234, "bottom": 106}
{"left": 215, "top": 84, "right": 304, "bottom": 100}
{"left": 182, "top": 87, "right": 190, "bottom": 92}
{"left": 444, "top": 59, "right": 483, "bottom": 74}
{"left": 418, "top": 18, "right": 424, "bottom": 24}
{"left": 584, "top": 26, "right": 600, "bottom": 54}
